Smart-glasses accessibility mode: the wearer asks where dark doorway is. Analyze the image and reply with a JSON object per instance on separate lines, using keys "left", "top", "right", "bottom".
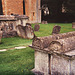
{"left": 23, "top": 0, "right": 25, "bottom": 15}
{"left": 41, "top": 0, "right": 75, "bottom": 23}
{"left": 41, "top": 0, "right": 63, "bottom": 22}
{"left": 0, "top": 0, "right": 3, "bottom": 15}
{"left": 41, "top": 0, "right": 50, "bottom": 22}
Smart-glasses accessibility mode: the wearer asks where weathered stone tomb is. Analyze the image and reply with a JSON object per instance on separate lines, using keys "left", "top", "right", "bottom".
{"left": 15, "top": 15, "right": 29, "bottom": 26}
{"left": 52, "top": 25, "right": 61, "bottom": 34}
{"left": 0, "top": 15, "right": 29, "bottom": 31}
{"left": 30, "top": 31, "right": 75, "bottom": 75}
{"left": 16, "top": 25, "right": 34, "bottom": 39}
{"left": 0, "top": 15, "right": 17, "bottom": 31}
{"left": 72, "top": 22, "right": 75, "bottom": 29}
{"left": 34, "top": 24, "right": 40, "bottom": 31}
{"left": 0, "top": 15, "right": 29, "bottom": 38}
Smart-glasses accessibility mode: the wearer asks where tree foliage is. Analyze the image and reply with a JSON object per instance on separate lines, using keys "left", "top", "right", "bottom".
{"left": 41, "top": 0, "right": 75, "bottom": 14}
{"left": 63, "top": 0, "right": 75, "bottom": 13}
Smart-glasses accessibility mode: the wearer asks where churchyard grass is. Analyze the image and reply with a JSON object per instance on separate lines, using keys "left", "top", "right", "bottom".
{"left": 33, "top": 23, "right": 75, "bottom": 37}
{"left": 0, "top": 47, "right": 34, "bottom": 75}
{"left": 0, "top": 23, "right": 75, "bottom": 49}
{"left": 0, "top": 37, "right": 32, "bottom": 49}
{"left": 0, "top": 23, "right": 75, "bottom": 75}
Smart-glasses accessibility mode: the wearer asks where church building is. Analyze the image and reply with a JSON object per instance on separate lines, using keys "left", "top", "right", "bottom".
{"left": 0, "top": 0, "right": 41, "bottom": 23}
{"left": 0, "top": 0, "right": 75, "bottom": 23}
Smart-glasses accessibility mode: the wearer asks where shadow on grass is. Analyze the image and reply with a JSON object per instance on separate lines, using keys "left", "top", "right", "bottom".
{"left": 0, "top": 42, "right": 3, "bottom": 44}
{"left": 0, "top": 47, "right": 35, "bottom": 75}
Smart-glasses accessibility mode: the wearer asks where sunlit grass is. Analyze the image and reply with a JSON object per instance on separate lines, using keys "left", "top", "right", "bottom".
{"left": 33, "top": 23, "right": 75, "bottom": 37}
{"left": 0, "top": 37, "right": 32, "bottom": 49}
{"left": 0, "top": 47, "right": 34, "bottom": 75}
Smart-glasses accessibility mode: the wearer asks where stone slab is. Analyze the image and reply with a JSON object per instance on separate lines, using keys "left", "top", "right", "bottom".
{"left": 35, "top": 50, "right": 49, "bottom": 75}
{"left": 0, "top": 49, "right": 7, "bottom": 52}
{"left": 15, "top": 46, "right": 26, "bottom": 49}
{"left": 51, "top": 54, "right": 70, "bottom": 75}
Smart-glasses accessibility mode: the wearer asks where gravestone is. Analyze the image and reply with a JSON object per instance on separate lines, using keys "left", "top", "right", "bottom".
{"left": 16, "top": 25, "right": 34, "bottom": 39}
{"left": 44, "top": 21, "right": 48, "bottom": 24}
{"left": 0, "top": 15, "right": 29, "bottom": 38}
{"left": 34, "top": 24, "right": 40, "bottom": 31}
{"left": 16, "top": 25, "right": 26, "bottom": 38}
{"left": 41, "top": 20, "right": 48, "bottom": 24}
{"left": 72, "top": 22, "right": 75, "bottom": 28}
{"left": 52, "top": 25, "right": 61, "bottom": 34}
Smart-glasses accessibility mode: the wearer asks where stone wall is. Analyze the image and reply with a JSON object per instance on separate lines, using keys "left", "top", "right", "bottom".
{"left": 2, "top": 0, "right": 23, "bottom": 15}
{"left": 1, "top": 0, "right": 41, "bottom": 23}
{"left": 25, "top": 0, "right": 41, "bottom": 23}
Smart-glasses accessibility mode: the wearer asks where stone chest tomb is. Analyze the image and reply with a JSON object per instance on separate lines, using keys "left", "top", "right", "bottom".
{"left": 0, "top": 15, "right": 29, "bottom": 31}
{"left": 30, "top": 31, "right": 75, "bottom": 75}
{"left": 0, "top": 15, "right": 17, "bottom": 31}
{"left": 0, "top": 15, "right": 29, "bottom": 38}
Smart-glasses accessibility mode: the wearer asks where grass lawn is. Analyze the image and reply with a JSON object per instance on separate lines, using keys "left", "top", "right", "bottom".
{"left": 0, "top": 47, "right": 34, "bottom": 75}
{"left": 0, "top": 37, "right": 32, "bottom": 49}
{"left": 33, "top": 23, "right": 75, "bottom": 37}
{"left": 0, "top": 23, "right": 75, "bottom": 75}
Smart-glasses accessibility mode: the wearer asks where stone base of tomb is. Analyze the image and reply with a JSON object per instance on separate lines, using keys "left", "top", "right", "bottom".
{"left": 30, "top": 31, "right": 75, "bottom": 75}
{"left": 32, "top": 69, "right": 44, "bottom": 75}
{"left": 30, "top": 48, "right": 75, "bottom": 75}
{"left": 2, "top": 31, "right": 18, "bottom": 38}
